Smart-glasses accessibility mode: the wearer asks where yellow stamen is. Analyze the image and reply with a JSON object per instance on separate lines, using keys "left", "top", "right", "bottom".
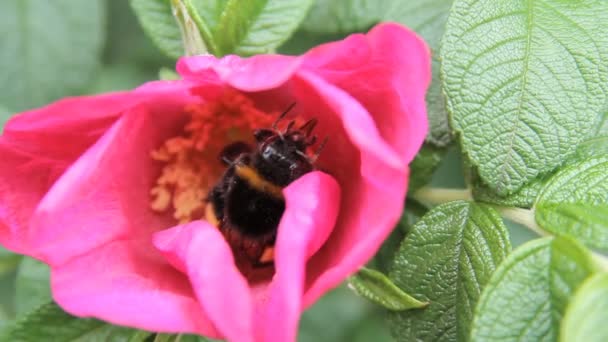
{"left": 150, "top": 89, "right": 276, "bottom": 223}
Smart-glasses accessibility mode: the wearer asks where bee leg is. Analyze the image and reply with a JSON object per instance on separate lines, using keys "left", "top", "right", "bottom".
{"left": 219, "top": 141, "right": 252, "bottom": 165}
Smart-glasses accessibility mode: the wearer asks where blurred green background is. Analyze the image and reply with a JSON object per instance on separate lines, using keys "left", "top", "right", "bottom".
{"left": 0, "top": 0, "right": 535, "bottom": 340}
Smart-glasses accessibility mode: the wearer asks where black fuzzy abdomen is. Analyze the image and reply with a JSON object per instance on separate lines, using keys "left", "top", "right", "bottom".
{"left": 225, "top": 175, "right": 285, "bottom": 237}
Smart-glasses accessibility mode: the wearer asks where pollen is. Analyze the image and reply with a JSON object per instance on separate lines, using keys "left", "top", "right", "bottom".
{"left": 150, "top": 89, "right": 275, "bottom": 223}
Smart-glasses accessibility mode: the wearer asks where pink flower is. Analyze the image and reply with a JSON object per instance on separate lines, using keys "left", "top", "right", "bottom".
{"left": 0, "top": 23, "right": 429, "bottom": 341}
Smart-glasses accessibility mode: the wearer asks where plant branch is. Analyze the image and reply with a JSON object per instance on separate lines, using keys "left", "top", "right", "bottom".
{"left": 497, "top": 207, "right": 608, "bottom": 271}
{"left": 496, "top": 207, "right": 549, "bottom": 237}
{"left": 413, "top": 187, "right": 472, "bottom": 206}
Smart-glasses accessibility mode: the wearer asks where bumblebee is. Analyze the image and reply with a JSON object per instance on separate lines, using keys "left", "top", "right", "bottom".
{"left": 205, "top": 104, "right": 326, "bottom": 269}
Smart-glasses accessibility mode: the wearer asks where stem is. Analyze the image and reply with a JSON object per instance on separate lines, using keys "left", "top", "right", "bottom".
{"left": 413, "top": 187, "right": 472, "bottom": 206}
{"left": 171, "top": 0, "right": 210, "bottom": 56}
{"left": 593, "top": 252, "right": 608, "bottom": 272}
{"left": 497, "top": 207, "right": 549, "bottom": 237}
{"left": 497, "top": 207, "right": 608, "bottom": 271}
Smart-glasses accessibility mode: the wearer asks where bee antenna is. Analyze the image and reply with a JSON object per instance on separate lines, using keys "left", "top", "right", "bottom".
{"left": 306, "top": 135, "right": 317, "bottom": 146}
{"left": 300, "top": 118, "right": 318, "bottom": 137}
{"left": 311, "top": 137, "right": 328, "bottom": 163}
{"left": 285, "top": 120, "right": 296, "bottom": 134}
{"left": 272, "top": 102, "right": 296, "bottom": 130}
{"left": 296, "top": 150, "right": 311, "bottom": 162}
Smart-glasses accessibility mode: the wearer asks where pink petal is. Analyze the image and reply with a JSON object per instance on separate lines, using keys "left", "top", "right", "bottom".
{"left": 0, "top": 92, "right": 158, "bottom": 254}
{"left": 289, "top": 69, "right": 409, "bottom": 308}
{"left": 154, "top": 222, "right": 254, "bottom": 342}
{"left": 0, "top": 81, "right": 197, "bottom": 256}
{"left": 263, "top": 172, "right": 340, "bottom": 342}
{"left": 296, "top": 70, "right": 404, "bottom": 171}
{"left": 177, "top": 54, "right": 301, "bottom": 92}
{"left": 51, "top": 238, "right": 218, "bottom": 336}
{"left": 303, "top": 22, "right": 431, "bottom": 164}
{"left": 29, "top": 98, "right": 193, "bottom": 266}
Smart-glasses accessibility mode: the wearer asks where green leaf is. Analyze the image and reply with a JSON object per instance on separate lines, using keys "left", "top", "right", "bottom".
{"left": 189, "top": 0, "right": 225, "bottom": 31}
{"left": 0, "top": 246, "right": 20, "bottom": 276}
{"left": 474, "top": 136, "right": 608, "bottom": 208}
{"left": 409, "top": 144, "right": 447, "bottom": 192}
{"left": 0, "top": 302, "right": 146, "bottom": 341}
{"left": 300, "top": 0, "right": 388, "bottom": 35}
{"left": 373, "top": 200, "right": 428, "bottom": 272}
{"left": 15, "top": 258, "right": 51, "bottom": 316}
{"left": 570, "top": 136, "right": 608, "bottom": 163}
{"left": 442, "top": 0, "right": 608, "bottom": 195}
{"left": 473, "top": 175, "right": 545, "bottom": 208}
{"left": 214, "top": 0, "right": 314, "bottom": 56}
{"left": 388, "top": 201, "right": 510, "bottom": 341}
{"left": 536, "top": 156, "right": 608, "bottom": 252}
{"left": 348, "top": 267, "right": 428, "bottom": 311}
{"left": 130, "top": 0, "right": 183, "bottom": 59}
{"left": 470, "top": 237, "right": 599, "bottom": 342}
{"left": 561, "top": 272, "right": 608, "bottom": 342}
{"left": 594, "top": 109, "right": 608, "bottom": 136}
{"left": 170, "top": 0, "right": 209, "bottom": 56}
{"left": 0, "top": 0, "right": 106, "bottom": 111}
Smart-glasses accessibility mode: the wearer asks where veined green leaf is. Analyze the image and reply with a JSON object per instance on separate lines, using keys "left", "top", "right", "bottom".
{"left": 214, "top": 0, "right": 314, "bottom": 56}
{"left": 470, "top": 237, "right": 599, "bottom": 341}
{"left": 442, "top": 0, "right": 608, "bottom": 195}
{"left": 130, "top": 0, "right": 183, "bottom": 58}
{"left": 388, "top": 201, "right": 510, "bottom": 341}
{"left": 372, "top": 200, "right": 427, "bottom": 273}
{"left": 301, "top": 0, "right": 388, "bottom": 35}
{"left": 15, "top": 257, "right": 51, "bottom": 316}
{"left": 473, "top": 174, "right": 546, "bottom": 208}
{"left": 536, "top": 156, "right": 608, "bottom": 252}
{"left": 0, "top": 246, "right": 20, "bottom": 276}
{"left": 0, "top": 302, "right": 147, "bottom": 341}
{"left": 571, "top": 136, "right": 608, "bottom": 162}
{"left": 0, "top": 0, "right": 105, "bottom": 111}
{"left": 560, "top": 273, "right": 608, "bottom": 342}
{"left": 348, "top": 267, "right": 428, "bottom": 311}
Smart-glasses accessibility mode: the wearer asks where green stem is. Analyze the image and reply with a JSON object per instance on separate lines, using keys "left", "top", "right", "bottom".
{"left": 593, "top": 252, "right": 608, "bottom": 272}
{"left": 496, "top": 207, "right": 548, "bottom": 237}
{"left": 413, "top": 187, "right": 472, "bottom": 206}
{"left": 171, "top": 0, "right": 212, "bottom": 56}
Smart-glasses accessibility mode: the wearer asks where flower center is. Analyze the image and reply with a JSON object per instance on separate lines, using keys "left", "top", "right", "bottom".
{"left": 150, "top": 89, "right": 275, "bottom": 224}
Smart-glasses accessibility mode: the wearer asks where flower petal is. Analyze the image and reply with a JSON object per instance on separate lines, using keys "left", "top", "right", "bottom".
{"left": 0, "top": 92, "right": 152, "bottom": 254}
{"left": 177, "top": 54, "right": 301, "bottom": 92}
{"left": 154, "top": 221, "right": 254, "bottom": 342}
{"left": 51, "top": 238, "right": 217, "bottom": 336}
{"left": 303, "top": 22, "right": 431, "bottom": 163}
{"left": 29, "top": 99, "right": 192, "bottom": 266}
{"left": 290, "top": 69, "right": 409, "bottom": 308}
{"left": 263, "top": 172, "right": 340, "bottom": 342}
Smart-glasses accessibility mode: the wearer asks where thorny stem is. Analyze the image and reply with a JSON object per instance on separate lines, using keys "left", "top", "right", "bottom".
{"left": 412, "top": 187, "right": 608, "bottom": 271}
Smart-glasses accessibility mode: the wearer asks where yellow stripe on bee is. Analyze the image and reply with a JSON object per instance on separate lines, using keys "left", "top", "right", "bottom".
{"left": 235, "top": 165, "right": 284, "bottom": 199}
